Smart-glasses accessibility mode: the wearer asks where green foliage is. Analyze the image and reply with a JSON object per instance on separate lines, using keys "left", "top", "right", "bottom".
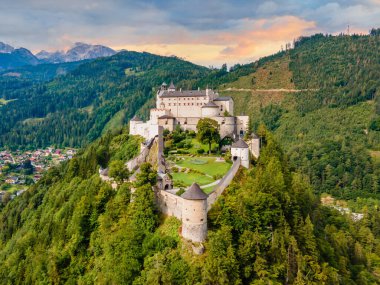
{"left": 0, "top": 51, "right": 209, "bottom": 150}
{"left": 108, "top": 160, "right": 129, "bottom": 183}
{"left": 196, "top": 118, "right": 220, "bottom": 154}
{"left": 206, "top": 135, "right": 380, "bottom": 284}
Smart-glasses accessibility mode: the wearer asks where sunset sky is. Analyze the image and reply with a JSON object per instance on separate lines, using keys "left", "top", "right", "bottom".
{"left": 1, "top": 0, "right": 380, "bottom": 67}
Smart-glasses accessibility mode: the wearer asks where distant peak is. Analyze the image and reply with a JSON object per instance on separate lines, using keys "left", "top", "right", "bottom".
{"left": 0, "top": 42, "right": 15, "bottom": 53}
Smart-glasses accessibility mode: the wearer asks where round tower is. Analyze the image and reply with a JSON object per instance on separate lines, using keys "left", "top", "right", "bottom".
{"left": 231, "top": 138, "right": 250, "bottom": 168}
{"left": 181, "top": 183, "right": 208, "bottom": 242}
{"left": 129, "top": 115, "right": 143, "bottom": 136}
{"left": 201, "top": 101, "right": 219, "bottom": 118}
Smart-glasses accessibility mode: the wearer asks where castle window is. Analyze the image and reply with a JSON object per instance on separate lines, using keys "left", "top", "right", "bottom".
{"left": 186, "top": 218, "right": 189, "bottom": 221}
{"left": 200, "top": 219, "right": 204, "bottom": 221}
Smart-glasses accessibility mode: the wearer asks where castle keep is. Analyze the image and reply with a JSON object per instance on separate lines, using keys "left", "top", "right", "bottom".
{"left": 130, "top": 82, "right": 249, "bottom": 140}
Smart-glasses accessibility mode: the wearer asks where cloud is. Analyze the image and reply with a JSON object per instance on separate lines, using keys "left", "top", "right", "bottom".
{"left": 0, "top": 0, "right": 379, "bottom": 66}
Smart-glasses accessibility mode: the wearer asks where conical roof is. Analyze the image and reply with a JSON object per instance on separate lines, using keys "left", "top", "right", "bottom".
{"left": 231, "top": 138, "right": 248, "bottom": 148}
{"left": 169, "top": 81, "right": 175, "bottom": 90}
{"left": 131, "top": 115, "right": 142, "bottom": 122}
{"left": 181, "top": 183, "right": 208, "bottom": 200}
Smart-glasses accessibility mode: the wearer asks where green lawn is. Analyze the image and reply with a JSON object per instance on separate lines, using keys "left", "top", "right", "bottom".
{"left": 201, "top": 185, "right": 216, "bottom": 194}
{"left": 176, "top": 156, "right": 231, "bottom": 176}
{"left": 171, "top": 172, "right": 214, "bottom": 187}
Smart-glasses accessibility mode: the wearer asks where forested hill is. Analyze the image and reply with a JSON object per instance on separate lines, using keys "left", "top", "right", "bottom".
{"left": 0, "top": 51, "right": 209, "bottom": 149}
{"left": 1, "top": 128, "right": 380, "bottom": 283}
{"left": 219, "top": 32, "right": 380, "bottom": 201}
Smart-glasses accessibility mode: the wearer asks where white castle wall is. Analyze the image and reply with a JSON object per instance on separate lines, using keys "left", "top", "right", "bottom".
{"left": 237, "top": 115, "right": 249, "bottom": 136}
{"left": 248, "top": 137, "right": 260, "bottom": 159}
{"left": 214, "top": 99, "right": 234, "bottom": 116}
{"left": 160, "top": 97, "right": 208, "bottom": 117}
{"left": 201, "top": 106, "right": 219, "bottom": 118}
{"left": 231, "top": 147, "right": 249, "bottom": 168}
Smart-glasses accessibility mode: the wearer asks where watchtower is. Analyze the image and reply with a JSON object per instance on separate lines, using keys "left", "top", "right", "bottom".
{"left": 181, "top": 183, "right": 208, "bottom": 242}
{"left": 231, "top": 138, "right": 250, "bottom": 168}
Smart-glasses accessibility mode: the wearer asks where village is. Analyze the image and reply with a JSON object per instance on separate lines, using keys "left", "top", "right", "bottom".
{"left": 0, "top": 148, "right": 76, "bottom": 201}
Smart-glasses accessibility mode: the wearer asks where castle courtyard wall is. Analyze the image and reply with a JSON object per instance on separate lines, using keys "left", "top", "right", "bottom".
{"left": 207, "top": 157, "right": 241, "bottom": 210}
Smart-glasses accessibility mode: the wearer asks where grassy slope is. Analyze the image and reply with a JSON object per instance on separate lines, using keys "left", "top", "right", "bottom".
{"left": 219, "top": 34, "right": 380, "bottom": 199}
{"left": 219, "top": 56, "right": 297, "bottom": 127}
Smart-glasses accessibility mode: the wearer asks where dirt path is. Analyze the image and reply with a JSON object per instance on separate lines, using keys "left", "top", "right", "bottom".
{"left": 223, "top": 88, "right": 319, "bottom": 92}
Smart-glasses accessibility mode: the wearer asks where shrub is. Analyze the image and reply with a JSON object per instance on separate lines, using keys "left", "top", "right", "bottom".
{"left": 171, "top": 167, "right": 179, "bottom": 173}
{"left": 197, "top": 149, "right": 205, "bottom": 154}
{"left": 176, "top": 188, "right": 186, "bottom": 196}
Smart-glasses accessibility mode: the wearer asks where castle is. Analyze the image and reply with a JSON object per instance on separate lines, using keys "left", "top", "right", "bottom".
{"left": 130, "top": 82, "right": 250, "bottom": 140}
{"left": 100, "top": 82, "right": 260, "bottom": 250}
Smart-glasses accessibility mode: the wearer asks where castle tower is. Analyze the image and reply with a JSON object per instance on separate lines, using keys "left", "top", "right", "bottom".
{"left": 201, "top": 101, "right": 219, "bottom": 118}
{"left": 168, "top": 81, "right": 176, "bottom": 92}
{"left": 231, "top": 139, "right": 250, "bottom": 168}
{"left": 160, "top": 82, "right": 167, "bottom": 91}
{"left": 129, "top": 115, "right": 143, "bottom": 136}
{"left": 181, "top": 183, "right": 208, "bottom": 242}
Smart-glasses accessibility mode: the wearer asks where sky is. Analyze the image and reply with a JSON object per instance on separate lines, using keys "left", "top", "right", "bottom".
{"left": 1, "top": 0, "right": 380, "bottom": 67}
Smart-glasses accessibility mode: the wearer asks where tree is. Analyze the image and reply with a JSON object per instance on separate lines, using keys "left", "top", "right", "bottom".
{"left": 196, "top": 118, "right": 220, "bottom": 154}
{"left": 108, "top": 160, "right": 129, "bottom": 183}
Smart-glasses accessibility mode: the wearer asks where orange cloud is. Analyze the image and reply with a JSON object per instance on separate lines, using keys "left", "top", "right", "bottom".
{"left": 216, "top": 16, "right": 317, "bottom": 57}
{"left": 114, "top": 15, "right": 316, "bottom": 66}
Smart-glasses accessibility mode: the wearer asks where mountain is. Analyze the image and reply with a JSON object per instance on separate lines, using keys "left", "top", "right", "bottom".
{"left": 0, "top": 42, "right": 116, "bottom": 71}
{"left": 0, "top": 42, "right": 14, "bottom": 53}
{"left": 35, "top": 50, "right": 65, "bottom": 63}
{"left": 0, "top": 127, "right": 379, "bottom": 283}
{"left": 0, "top": 47, "right": 40, "bottom": 70}
{"left": 0, "top": 51, "right": 209, "bottom": 149}
{"left": 36, "top": 42, "right": 116, "bottom": 63}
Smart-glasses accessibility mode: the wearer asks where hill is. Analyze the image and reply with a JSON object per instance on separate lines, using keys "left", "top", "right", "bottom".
{"left": 0, "top": 61, "right": 87, "bottom": 81}
{"left": 0, "top": 47, "right": 40, "bottom": 71}
{"left": 0, "top": 129, "right": 379, "bottom": 284}
{"left": 218, "top": 33, "right": 380, "bottom": 200}
{"left": 0, "top": 51, "right": 209, "bottom": 149}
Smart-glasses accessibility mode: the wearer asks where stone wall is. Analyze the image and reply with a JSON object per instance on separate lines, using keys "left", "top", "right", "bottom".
{"left": 207, "top": 157, "right": 241, "bottom": 210}
{"left": 156, "top": 189, "right": 183, "bottom": 219}
{"left": 125, "top": 138, "right": 155, "bottom": 171}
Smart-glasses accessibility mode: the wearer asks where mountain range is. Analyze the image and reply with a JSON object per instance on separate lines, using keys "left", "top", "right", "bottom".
{"left": 35, "top": 42, "right": 116, "bottom": 63}
{"left": 0, "top": 42, "right": 116, "bottom": 70}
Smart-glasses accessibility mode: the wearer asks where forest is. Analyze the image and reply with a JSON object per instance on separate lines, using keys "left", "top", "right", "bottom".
{"left": 0, "top": 127, "right": 380, "bottom": 284}
{"left": 0, "top": 51, "right": 209, "bottom": 149}
{"left": 216, "top": 32, "right": 380, "bottom": 201}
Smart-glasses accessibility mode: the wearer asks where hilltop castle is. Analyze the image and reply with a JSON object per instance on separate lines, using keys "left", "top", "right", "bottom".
{"left": 130, "top": 82, "right": 249, "bottom": 140}
{"left": 119, "top": 82, "right": 260, "bottom": 247}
